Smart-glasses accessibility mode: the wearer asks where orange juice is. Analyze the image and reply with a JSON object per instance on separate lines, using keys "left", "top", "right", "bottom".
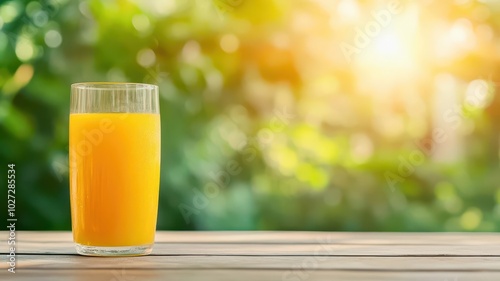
{"left": 69, "top": 113, "right": 160, "bottom": 247}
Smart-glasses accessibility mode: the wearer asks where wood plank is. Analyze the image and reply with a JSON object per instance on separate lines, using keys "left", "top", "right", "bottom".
{"left": 0, "top": 269, "right": 498, "bottom": 281}
{"left": 5, "top": 241, "right": 500, "bottom": 256}
{"left": 0, "top": 255, "right": 499, "bottom": 271}
{"left": 154, "top": 231, "right": 500, "bottom": 245}
{"left": 3, "top": 231, "right": 500, "bottom": 245}
{"left": 3, "top": 231, "right": 499, "bottom": 281}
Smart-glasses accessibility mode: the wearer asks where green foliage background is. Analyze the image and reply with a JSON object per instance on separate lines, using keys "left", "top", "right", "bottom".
{"left": 1, "top": 0, "right": 499, "bottom": 231}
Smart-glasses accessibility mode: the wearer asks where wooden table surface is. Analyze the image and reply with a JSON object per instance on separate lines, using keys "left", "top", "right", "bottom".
{"left": 1, "top": 231, "right": 500, "bottom": 280}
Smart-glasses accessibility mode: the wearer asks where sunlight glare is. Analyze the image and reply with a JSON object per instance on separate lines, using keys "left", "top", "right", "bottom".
{"left": 373, "top": 32, "right": 404, "bottom": 58}
{"left": 359, "top": 28, "right": 416, "bottom": 74}
{"left": 337, "top": 0, "right": 360, "bottom": 22}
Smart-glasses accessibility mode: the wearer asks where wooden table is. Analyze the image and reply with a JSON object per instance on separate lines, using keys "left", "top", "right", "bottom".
{"left": 1, "top": 231, "right": 500, "bottom": 280}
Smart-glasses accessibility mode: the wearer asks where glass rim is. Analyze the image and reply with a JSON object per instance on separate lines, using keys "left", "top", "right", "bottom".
{"left": 70, "top": 82, "right": 160, "bottom": 113}
{"left": 71, "top": 82, "right": 158, "bottom": 91}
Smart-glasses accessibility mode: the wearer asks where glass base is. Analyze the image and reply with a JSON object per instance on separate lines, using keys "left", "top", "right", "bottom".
{"left": 76, "top": 243, "right": 153, "bottom": 256}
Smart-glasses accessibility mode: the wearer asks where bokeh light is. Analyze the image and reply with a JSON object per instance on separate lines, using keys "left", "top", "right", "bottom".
{"left": 220, "top": 34, "right": 239, "bottom": 53}
{"left": 136, "top": 48, "right": 156, "bottom": 68}
{"left": 1, "top": 0, "right": 499, "bottom": 232}
{"left": 15, "top": 36, "right": 34, "bottom": 61}
{"left": 44, "top": 30, "right": 62, "bottom": 48}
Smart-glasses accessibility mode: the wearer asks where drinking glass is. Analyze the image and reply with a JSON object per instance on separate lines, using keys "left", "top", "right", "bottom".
{"left": 69, "top": 82, "right": 160, "bottom": 256}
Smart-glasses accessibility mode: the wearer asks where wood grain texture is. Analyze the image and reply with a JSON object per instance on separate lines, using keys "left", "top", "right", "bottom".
{"left": 1, "top": 231, "right": 500, "bottom": 280}
{"left": 0, "top": 269, "right": 499, "bottom": 281}
{"left": 1, "top": 255, "right": 499, "bottom": 271}
{"left": 5, "top": 241, "right": 500, "bottom": 256}
{"left": 5, "top": 231, "right": 500, "bottom": 244}
{"left": 2, "top": 231, "right": 500, "bottom": 256}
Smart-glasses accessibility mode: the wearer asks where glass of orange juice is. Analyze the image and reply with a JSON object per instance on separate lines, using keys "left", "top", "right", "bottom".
{"left": 69, "top": 82, "right": 161, "bottom": 256}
